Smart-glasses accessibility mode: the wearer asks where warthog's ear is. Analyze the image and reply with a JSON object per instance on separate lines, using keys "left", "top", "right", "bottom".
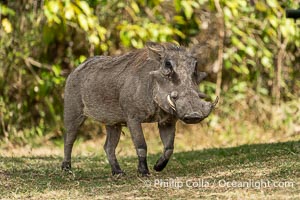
{"left": 196, "top": 71, "right": 207, "bottom": 85}
{"left": 189, "top": 41, "right": 218, "bottom": 72}
{"left": 146, "top": 42, "right": 164, "bottom": 61}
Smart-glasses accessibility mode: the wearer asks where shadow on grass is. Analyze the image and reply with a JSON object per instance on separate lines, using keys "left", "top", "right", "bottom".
{"left": 0, "top": 140, "right": 299, "bottom": 198}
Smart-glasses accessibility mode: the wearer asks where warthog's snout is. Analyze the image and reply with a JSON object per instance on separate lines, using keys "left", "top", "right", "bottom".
{"left": 182, "top": 97, "right": 218, "bottom": 124}
{"left": 170, "top": 94, "right": 219, "bottom": 124}
{"left": 182, "top": 112, "right": 204, "bottom": 124}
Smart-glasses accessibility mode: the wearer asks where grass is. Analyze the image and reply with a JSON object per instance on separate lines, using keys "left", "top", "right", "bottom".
{"left": 0, "top": 139, "right": 299, "bottom": 199}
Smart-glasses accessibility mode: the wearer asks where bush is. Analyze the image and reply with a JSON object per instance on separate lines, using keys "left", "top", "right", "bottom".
{"left": 0, "top": 0, "right": 299, "bottom": 145}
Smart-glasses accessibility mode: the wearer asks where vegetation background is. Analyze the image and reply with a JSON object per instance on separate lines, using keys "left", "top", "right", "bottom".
{"left": 0, "top": 0, "right": 299, "bottom": 148}
{"left": 0, "top": 0, "right": 299, "bottom": 199}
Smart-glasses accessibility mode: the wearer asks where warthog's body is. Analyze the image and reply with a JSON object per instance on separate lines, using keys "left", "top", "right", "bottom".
{"left": 62, "top": 42, "right": 217, "bottom": 175}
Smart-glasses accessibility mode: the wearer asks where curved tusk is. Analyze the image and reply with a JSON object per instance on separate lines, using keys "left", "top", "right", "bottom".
{"left": 167, "top": 95, "right": 176, "bottom": 111}
{"left": 212, "top": 96, "right": 219, "bottom": 107}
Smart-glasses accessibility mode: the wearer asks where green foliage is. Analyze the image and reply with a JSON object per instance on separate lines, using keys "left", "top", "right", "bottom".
{"left": 220, "top": 0, "right": 299, "bottom": 99}
{"left": 43, "top": 0, "right": 107, "bottom": 50}
{"left": 0, "top": 0, "right": 299, "bottom": 144}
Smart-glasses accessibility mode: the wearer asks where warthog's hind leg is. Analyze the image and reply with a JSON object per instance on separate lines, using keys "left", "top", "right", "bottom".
{"left": 61, "top": 114, "right": 86, "bottom": 171}
{"left": 104, "top": 125, "right": 125, "bottom": 176}
{"left": 154, "top": 121, "right": 176, "bottom": 171}
{"left": 61, "top": 89, "right": 86, "bottom": 171}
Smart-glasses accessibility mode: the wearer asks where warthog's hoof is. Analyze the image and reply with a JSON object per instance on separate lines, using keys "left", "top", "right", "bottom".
{"left": 153, "top": 159, "right": 169, "bottom": 172}
{"left": 138, "top": 170, "right": 151, "bottom": 177}
{"left": 112, "top": 170, "right": 126, "bottom": 177}
{"left": 61, "top": 161, "right": 72, "bottom": 171}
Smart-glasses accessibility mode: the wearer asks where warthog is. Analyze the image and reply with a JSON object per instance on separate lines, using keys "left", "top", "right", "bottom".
{"left": 62, "top": 42, "right": 218, "bottom": 176}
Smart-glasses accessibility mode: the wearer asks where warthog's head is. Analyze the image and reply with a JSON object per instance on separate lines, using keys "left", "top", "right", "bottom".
{"left": 148, "top": 42, "right": 218, "bottom": 124}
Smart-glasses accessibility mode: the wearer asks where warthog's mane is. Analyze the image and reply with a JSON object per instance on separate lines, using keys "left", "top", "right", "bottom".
{"left": 157, "top": 42, "right": 186, "bottom": 52}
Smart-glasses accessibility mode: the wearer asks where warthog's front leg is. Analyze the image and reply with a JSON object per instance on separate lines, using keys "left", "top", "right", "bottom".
{"left": 127, "top": 118, "right": 150, "bottom": 176}
{"left": 104, "top": 125, "right": 124, "bottom": 176}
{"left": 154, "top": 121, "right": 176, "bottom": 171}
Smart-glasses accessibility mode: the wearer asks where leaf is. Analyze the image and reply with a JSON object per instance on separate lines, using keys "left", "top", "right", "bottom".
{"left": 234, "top": 52, "right": 243, "bottom": 63}
{"left": 87, "top": 17, "right": 95, "bottom": 29}
{"left": 231, "top": 36, "right": 245, "bottom": 50}
{"left": 265, "top": 27, "right": 277, "bottom": 38}
{"left": 224, "top": 60, "right": 232, "bottom": 69}
{"left": 268, "top": 15, "right": 278, "bottom": 28}
{"left": 1, "top": 18, "right": 13, "bottom": 33}
{"left": 255, "top": 2, "right": 267, "bottom": 12}
{"left": 52, "top": 65, "right": 61, "bottom": 77}
{"left": 47, "top": 1, "right": 61, "bottom": 14}
{"left": 0, "top": 4, "right": 15, "bottom": 16}
{"left": 246, "top": 59, "right": 256, "bottom": 67}
{"left": 173, "top": 15, "right": 186, "bottom": 25}
{"left": 240, "top": 65, "right": 249, "bottom": 75}
{"left": 77, "top": 0, "right": 91, "bottom": 15}
{"left": 173, "top": 0, "right": 181, "bottom": 12}
{"left": 100, "top": 43, "right": 108, "bottom": 51}
{"left": 266, "top": 0, "right": 278, "bottom": 8}
{"left": 245, "top": 46, "right": 255, "bottom": 57}
{"left": 173, "top": 29, "right": 186, "bottom": 38}
{"left": 64, "top": 4, "right": 75, "bottom": 20}
{"left": 89, "top": 34, "right": 100, "bottom": 45}
{"left": 280, "top": 19, "right": 296, "bottom": 37}
{"left": 78, "top": 14, "right": 89, "bottom": 31}
{"left": 44, "top": 2, "right": 61, "bottom": 24}
{"left": 261, "top": 56, "right": 271, "bottom": 68}
{"left": 120, "top": 29, "right": 131, "bottom": 47}
{"left": 223, "top": 7, "right": 232, "bottom": 19}
{"left": 258, "top": 87, "right": 269, "bottom": 95}
{"left": 181, "top": 1, "right": 193, "bottom": 20}
{"left": 131, "top": 2, "right": 140, "bottom": 14}
{"left": 232, "top": 64, "right": 249, "bottom": 75}
{"left": 231, "top": 81, "right": 247, "bottom": 93}
{"left": 79, "top": 55, "right": 87, "bottom": 63}
{"left": 96, "top": 26, "right": 107, "bottom": 40}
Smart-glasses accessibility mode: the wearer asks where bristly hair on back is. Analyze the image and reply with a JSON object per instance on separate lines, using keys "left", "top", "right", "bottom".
{"left": 159, "top": 42, "right": 186, "bottom": 52}
{"left": 146, "top": 42, "right": 186, "bottom": 52}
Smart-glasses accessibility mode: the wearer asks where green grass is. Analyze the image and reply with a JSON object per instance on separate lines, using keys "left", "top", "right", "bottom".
{"left": 0, "top": 140, "right": 299, "bottom": 199}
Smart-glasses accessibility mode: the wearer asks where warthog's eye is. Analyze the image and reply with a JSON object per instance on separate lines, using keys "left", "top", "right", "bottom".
{"left": 163, "top": 60, "right": 173, "bottom": 77}
{"left": 165, "top": 60, "right": 172, "bottom": 69}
